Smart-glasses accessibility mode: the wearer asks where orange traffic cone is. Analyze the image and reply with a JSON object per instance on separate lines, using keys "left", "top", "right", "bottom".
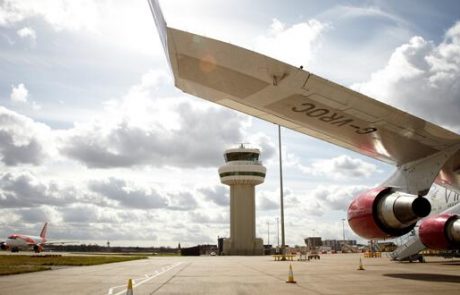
{"left": 286, "top": 264, "right": 297, "bottom": 283}
{"left": 126, "top": 278, "right": 133, "bottom": 295}
{"left": 357, "top": 258, "right": 365, "bottom": 270}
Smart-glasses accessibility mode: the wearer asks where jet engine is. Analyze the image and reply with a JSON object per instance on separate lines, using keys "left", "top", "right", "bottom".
{"left": 33, "top": 244, "right": 43, "bottom": 253}
{"left": 419, "top": 214, "right": 460, "bottom": 249}
{"left": 0, "top": 242, "right": 8, "bottom": 251}
{"left": 348, "top": 187, "right": 431, "bottom": 239}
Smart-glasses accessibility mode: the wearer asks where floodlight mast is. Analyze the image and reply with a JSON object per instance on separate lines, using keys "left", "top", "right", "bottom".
{"left": 277, "top": 217, "right": 280, "bottom": 248}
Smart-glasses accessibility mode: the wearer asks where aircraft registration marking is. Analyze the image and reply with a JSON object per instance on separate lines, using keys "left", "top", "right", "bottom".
{"left": 266, "top": 94, "right": 378, "bottom": 137}
{"left": 291, "top": 102, "right": 377, "bottom": 134}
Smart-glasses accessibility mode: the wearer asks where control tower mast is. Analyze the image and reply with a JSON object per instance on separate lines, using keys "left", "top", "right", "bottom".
{"left": 219, "top": 144, "right": 266, "bottom": 255}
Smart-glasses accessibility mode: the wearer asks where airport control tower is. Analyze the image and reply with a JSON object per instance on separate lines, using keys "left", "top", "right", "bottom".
{"left": 219, "top": 145, "right": 266, "bottom": 255}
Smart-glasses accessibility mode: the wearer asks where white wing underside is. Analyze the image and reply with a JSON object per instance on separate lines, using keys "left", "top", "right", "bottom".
{"left": 149, "top": 0, "right": 460, "bottom": 193}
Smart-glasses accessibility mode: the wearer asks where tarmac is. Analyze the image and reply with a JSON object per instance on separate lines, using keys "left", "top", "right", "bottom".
{"left": 0, "top": 253, "right": 459, "bottom": 294}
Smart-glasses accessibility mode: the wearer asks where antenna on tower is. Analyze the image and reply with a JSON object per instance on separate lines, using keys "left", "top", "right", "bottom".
{"left": 239, "top": 142, "right": 250, "bottom": 149}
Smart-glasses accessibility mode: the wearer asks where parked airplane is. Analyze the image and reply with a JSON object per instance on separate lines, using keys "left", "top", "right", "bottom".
{"left": 148, "top": 1, "right": 460, "bottom": 250}
{"left": 1, "top": 222, "right": 51, "bottom": 253}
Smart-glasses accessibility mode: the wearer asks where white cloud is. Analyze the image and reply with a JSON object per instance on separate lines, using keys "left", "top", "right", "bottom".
{"left": 199, "top": 186, "right": 228, "bottom": 207}
{"left": 295, "top": 185, "right": 369, "bottom": 217}
{"left": 44, "top": 216, "right": 161, "bottom": 241}
{"left": 168, "top": 192, "right": 198, "bottom": 211}
{"left": 60, "top": 204, "right": 99, "bottom": 223}
{"left": 246, "top": 132, "right": 276, "bottom": 162}
{"left": 312, "top": 185, "right": 368, "bottom": 211}
{"left": 0, "top": 0, "right": 104, "bottom": 32}
{"left": 171, "top": 224, "right": 216, "bottom": 246}
{"left": 352, "top": 21, "right": 460, "bottom": 133}
{"left": 10, "top": 83, "right": 28, "bottom": 103}
{"left": 16, "top": 26, "right": 36, "bottom": 40}
{"left": 88, "top": 177, "right": 169, "bottom": 210}
{"left": 9, "top": 83, "right": 40, "bottom": 110}
{"left": 15, "top": 206, "right": 61, "bottom": 224}
{"left": 59, "top": 70, "right": 247, "bottom": 168}
{"left": 289, "top": 154, "right": 378, "bottom": 180}
{"left": 0, "top": 0, "right": 160, "bottom": 55}
{"left": 302, "top": 199, "right": 327, "bottom": 217}
{"left": 0, "top": 171, "right": 77, "bottom": 208}
{"left": 60, "top": 103, "right": 244, "bottom": 168}
{"left": 0, "top": 1, "right": 24, "bottom": 26}
{"left": 188, "top": 211, "right": 227, "bottom": 224}
{"left": 258, "top": 195, "right": 279, "bottom": 211}
{"left": 0, "top": 106, "right": 52, "bottom": 165}
{"left": 255, "top": 18, "right": 327, "bottom": 66}
{"left": 88, "top": 177, "right": 203, "bottom": 211}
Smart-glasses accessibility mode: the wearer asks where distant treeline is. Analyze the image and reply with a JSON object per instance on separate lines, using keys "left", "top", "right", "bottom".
{"left": 46, "top": 244, "right": 179, "bottom": 254}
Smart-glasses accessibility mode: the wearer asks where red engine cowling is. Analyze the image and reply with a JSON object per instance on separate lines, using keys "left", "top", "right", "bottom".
{"left": 419, "top": 214, "right": 460, "bottom": 249}
{"left": 348, "top": 187, "right": 431, "bottom": 239}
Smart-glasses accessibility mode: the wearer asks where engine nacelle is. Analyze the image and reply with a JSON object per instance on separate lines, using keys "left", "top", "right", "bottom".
{"left": 348, "top": 187, "right": 431, "bottom": 239}
{"left": 33, "top": 244, "right": 43, "bottom": 253}
{"left": 0, "top": 242, "right": 9, "bottom": 251}
{"left": 419, "top": 214, "right": 460, "bottom": 249}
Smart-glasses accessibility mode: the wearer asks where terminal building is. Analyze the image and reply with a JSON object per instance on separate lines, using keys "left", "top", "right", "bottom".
{"left": 219, "top": 145, "right": 266, "bottom": 255}
{"left": 322, "top": 239, "right": 357, "bottom": 251}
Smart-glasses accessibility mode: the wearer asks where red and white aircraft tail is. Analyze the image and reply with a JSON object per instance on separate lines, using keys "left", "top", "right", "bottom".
{"left": 40, "top": 222, "right": 48, "bottom": 240}
{"left": 148, "top": 0, "right": 460, "bottom": 251}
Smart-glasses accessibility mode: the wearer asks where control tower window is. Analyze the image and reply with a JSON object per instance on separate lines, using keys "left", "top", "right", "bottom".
{"left": 225, "top": 152, "right": 259, "bottom": 162}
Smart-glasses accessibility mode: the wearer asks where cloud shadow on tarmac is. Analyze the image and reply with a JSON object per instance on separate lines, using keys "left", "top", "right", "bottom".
{"left": 384, "top": 273, "right": 460, "bottom": 283}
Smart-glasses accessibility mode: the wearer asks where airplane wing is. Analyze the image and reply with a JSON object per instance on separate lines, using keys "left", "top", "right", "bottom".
{"left": 44, "top": 240, "right": 79, "bottom": 245}
{"left": 148, "top": 1, "right": 460, "bottom": 190}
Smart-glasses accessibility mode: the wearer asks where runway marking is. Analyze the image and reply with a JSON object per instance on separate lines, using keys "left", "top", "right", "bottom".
{"left": 107, "top": 262, "right": 183, "bottom": 295}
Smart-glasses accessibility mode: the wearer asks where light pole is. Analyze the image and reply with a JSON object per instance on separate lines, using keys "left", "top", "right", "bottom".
{"left": 278, "top": 125, "right": 286, "bottom": 258}
{"left": 267, "top": 220, "right": 270, "bottom": 245}
{"left": 276, "top": 217, "right": 280, "bottom": 248}
{"left": 342, "top": 218, "right": 346, "bottom": 242}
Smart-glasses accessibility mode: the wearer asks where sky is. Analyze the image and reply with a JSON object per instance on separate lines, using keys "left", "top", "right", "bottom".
{"left": 0, "top": 0, "right": 459, "bottom": 247}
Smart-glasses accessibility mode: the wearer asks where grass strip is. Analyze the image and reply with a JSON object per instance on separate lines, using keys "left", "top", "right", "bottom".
{"left": 0, "top": 255, "right": 147, "bottom": 276}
